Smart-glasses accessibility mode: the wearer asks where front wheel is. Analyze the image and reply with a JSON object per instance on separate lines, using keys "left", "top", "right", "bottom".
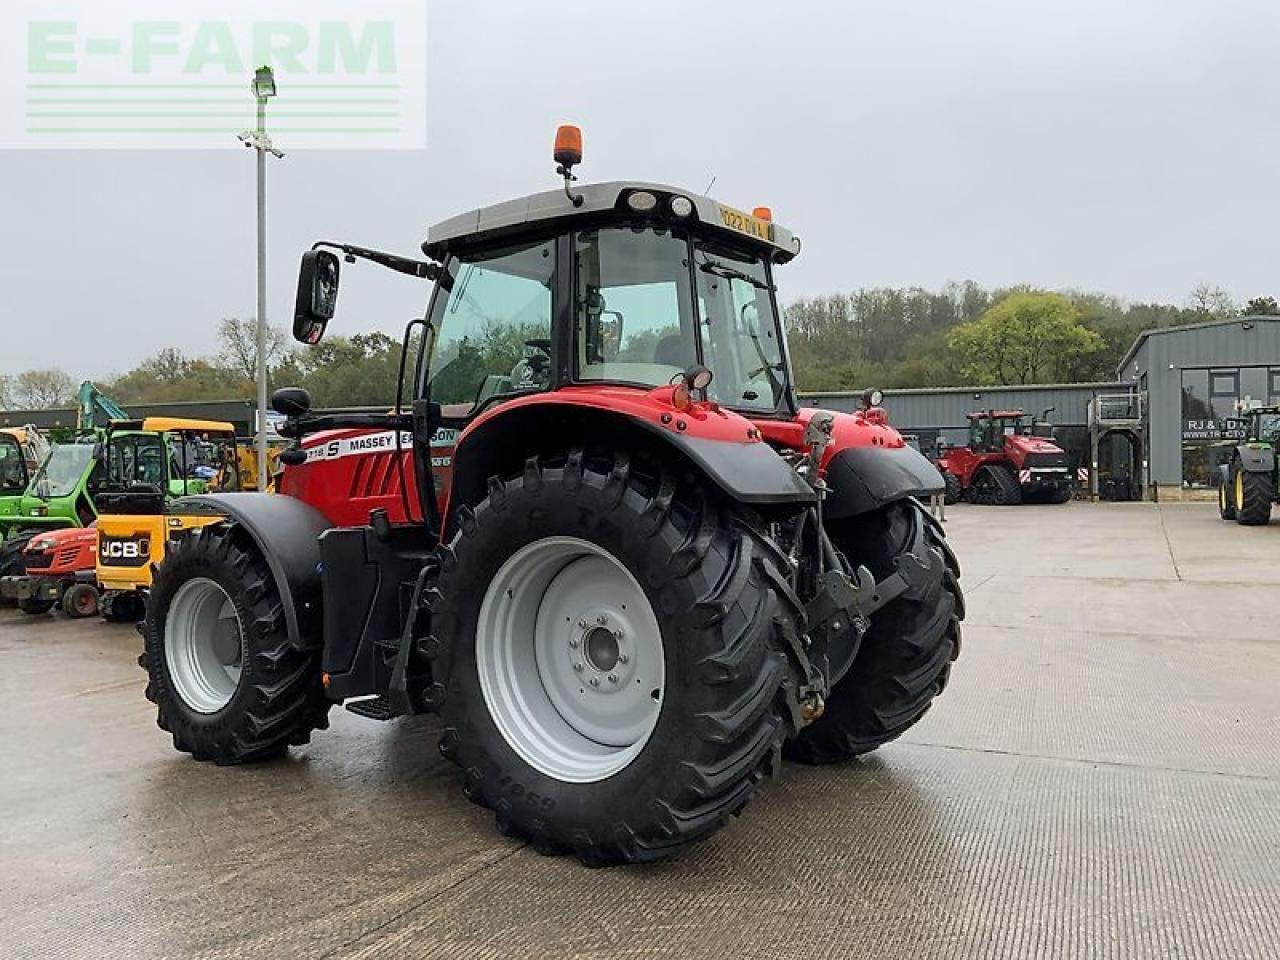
{"left": 943, "top": 473, "right": 963, "bottom": 505}
{"left": 19, "top": 594, "right": 54, "bottom": 616}
{"left": 788, "top": 499, "right": 963, "bottom": 763}
{"left": 140, "top": 526, "right": 331, "bottom": 762}
{"left": 429, "top": 450, "right": 800, "bottom": 866}
{"left": 1218, "top": 473, "right": 1237, "bottom": 521}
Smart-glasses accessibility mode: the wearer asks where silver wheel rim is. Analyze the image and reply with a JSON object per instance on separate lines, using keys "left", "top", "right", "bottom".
{"left": 477, "top": 536, "right": 665, "bottom": 784}
{"left": 164, "top": 577, "right": 243, "bottom": 714}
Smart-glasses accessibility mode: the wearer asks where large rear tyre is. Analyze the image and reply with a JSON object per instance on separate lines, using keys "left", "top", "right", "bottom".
{"left": 969, "top": 465, "right": 1022, "bottom": 506}
{"left": 0, "top": 535, "right": 30, "bottom": 607}
{"left": 140, "top": 526, "right": 331, "bottom": 763}
{"left": 429, "top": 450, "right": 800, "bottom": 866}
{"left": 1235, "top": 467, "right": 1273, "bottom": 526}
{"left": 788, "top": 499, "right": 962, "bottom": 764}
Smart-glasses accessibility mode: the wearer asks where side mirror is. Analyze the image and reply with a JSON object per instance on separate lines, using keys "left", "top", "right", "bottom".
{"left": 293, "top": 249, "right": 340, "bottom": 344}
{"left": 271, "top": 387, "right": 312, "bottom": 419}
{"left": 598, "top": 311, "right": 624, "bottom": 361}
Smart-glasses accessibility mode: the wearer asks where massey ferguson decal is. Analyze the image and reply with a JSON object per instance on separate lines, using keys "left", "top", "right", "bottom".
{"left": 304, "top": 429, "right": 457, "bottom": 464}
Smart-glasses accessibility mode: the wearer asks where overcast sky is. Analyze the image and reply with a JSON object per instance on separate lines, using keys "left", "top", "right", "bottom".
{"left": 2, "top": 0, "right": 1278, "bottom": 379}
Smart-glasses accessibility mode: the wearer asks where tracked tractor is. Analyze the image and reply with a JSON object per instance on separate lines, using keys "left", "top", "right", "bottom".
{"left": 938, "top": 409, "right": 1072, "bottom": 505}
{"left": 1218, "top": 406, "right": 1280, "bottom": 525}
{"left": 138, "top": 128, "right": 964, "bottom": 865}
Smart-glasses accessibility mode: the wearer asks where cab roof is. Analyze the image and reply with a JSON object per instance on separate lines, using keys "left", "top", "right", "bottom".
{"left": 424, "top": 181, "right": 801, "bottom": 265}
{"left": 109, "top": 417, "right": 235, "bottom": 435}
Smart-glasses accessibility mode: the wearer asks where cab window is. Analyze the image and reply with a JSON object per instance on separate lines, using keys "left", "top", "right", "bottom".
{"left": 575, "top": 227, "right": 697, "bottom": 386}
{"left": 427, "top": 239, "right": 554, "bottom": 413}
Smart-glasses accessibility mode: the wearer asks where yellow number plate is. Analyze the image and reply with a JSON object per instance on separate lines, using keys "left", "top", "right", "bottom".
{"left": 716, "top": 204, "right": 772, "bottom": 241}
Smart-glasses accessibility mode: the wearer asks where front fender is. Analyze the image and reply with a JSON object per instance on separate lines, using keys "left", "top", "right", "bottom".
{"left": 175, "top": 493, "right": 330, "bottom": 650}
{"left": 823, "top": 444, "right": 945, "bottom": 520}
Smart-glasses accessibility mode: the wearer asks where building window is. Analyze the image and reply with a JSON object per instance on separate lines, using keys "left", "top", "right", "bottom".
{"left": 1270, "top": 368, "right": 1280, "bottom": 403}
{"left": 1210, "top": 369, "right": 1239, "bottom": 398}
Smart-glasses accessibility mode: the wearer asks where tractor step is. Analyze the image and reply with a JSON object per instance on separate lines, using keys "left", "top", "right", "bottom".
{"left": 344, "top": 695, "right": 396, "bottom": 721}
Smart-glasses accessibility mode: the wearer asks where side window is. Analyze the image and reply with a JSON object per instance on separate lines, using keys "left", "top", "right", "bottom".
{"left": 428, "top": 240, "right": 554, "bottom": 412}
{"left": 575, "top": 227, "right": 696, "bottom": 386}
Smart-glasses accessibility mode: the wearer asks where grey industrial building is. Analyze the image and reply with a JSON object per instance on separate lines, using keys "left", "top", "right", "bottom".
{"left": 803, "top": 315, "right": 1280, "bottom": 499}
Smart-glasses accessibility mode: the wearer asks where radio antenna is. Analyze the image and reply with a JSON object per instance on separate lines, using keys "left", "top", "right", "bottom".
{"left": 703, "top": 175, "right": 716, "bottom": 195}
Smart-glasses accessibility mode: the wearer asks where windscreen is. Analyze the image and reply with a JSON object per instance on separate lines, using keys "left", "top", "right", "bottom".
{"left": 31, "top": 444, "right": 95, "bottom": 499}
{"left": 0, "top": 436, "right": 26, "bottom": 494}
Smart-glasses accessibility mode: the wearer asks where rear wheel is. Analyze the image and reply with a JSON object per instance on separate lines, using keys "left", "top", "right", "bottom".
{"left": 429, "top": 450, "right": 800, "bottom": 866}
{"left": 140, "top": 526, "right": 331, "bottom": 763}
{"left": 62, "top": 583, "right": 100, "bottom": 618}
{"left": 968, "top": 465, "right": 1022, "bottom": 505}
{"left": 788, "top": 499, "right": 962, "bottom": 763}
{"left": 1235, "top": 467, "right": 1274, "bottom": 526}
{"left": 1048, "top": 484, "right": 1072, "bottom": 504}
{"left": 0, "top": 535, "right": 31, "bottom": 607}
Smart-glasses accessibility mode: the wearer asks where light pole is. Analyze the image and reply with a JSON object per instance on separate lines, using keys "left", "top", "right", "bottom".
{"left": 239, "top": 66, "right": 284, "bottom": 491}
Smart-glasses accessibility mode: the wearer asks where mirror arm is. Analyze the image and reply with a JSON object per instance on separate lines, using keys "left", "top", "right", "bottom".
{"left": 279, "top": 412, "right": 411, "bottom": 441}
{"left": 312, "top": 241, "right": 440, "bottom": 280}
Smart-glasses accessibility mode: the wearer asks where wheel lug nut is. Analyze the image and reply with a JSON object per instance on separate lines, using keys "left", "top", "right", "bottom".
{"left": 618, "top": 654, "right": 629, "bottom": 664}
{"left": 577, "top": 619, "right": 588, "bottom": 629}
{"left": 590, "top": 677, "right": 600, "bottom": 687}
{"left": 573, "top": 662, "right": 584, "bottom": 672}
{"left": 569, "top": 638, "right": 579, "bottom": 648}
{"left": 596, "top": 615, "right": 608, "bottom": 625}
{"left": 608, "top": 674, "right": 618, "bottom": 684}
{"left": 613, "top": 629, "right": 623, "bottom": 639}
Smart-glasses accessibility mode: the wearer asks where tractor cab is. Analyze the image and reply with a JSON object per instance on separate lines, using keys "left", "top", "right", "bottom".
{"left": 1245, "top": 407, "right": 1280, "bottom": 446}
{"left": 967, "top": 410, "right": 1028, "bottom": 453}
{"left": 0, "top": 427, "right": 47, "bottom": 500}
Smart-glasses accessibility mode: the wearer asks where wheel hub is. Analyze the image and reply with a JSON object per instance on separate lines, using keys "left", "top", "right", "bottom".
{"left": 477, "top": 537, "right": 665, "bottom": 784}
{"left": 164, "top": 577, "right": 243, "bottom": 714}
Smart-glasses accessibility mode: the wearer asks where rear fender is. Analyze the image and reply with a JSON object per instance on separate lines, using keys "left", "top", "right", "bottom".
{"left": 175, "top": 493, "right": 330, "bottom": 650}
{"left": 445, "top": 391, "right": 815, "bottom": 531}
{"left": 1237, "top": 446, "right": 1276, "bottom": 474}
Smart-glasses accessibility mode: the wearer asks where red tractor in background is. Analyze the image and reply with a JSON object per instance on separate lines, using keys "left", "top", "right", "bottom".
{"left": 0, "top": 524, "right": 100, "bottom": 617}
{"left": 939, "top": 409, "right": 1073, "bottom": 505}
{"left": 137, "top": 128, "right": 963, "bottom": 866}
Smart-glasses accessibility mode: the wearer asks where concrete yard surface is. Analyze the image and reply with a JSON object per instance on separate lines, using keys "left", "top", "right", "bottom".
{"left": 2, "top": 502, "right": 1279, "bottom": 959}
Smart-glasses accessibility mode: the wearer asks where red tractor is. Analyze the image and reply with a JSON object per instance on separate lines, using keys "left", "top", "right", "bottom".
{"left": 938, "top": 409, "right": 1072, "bottom": 506}
{"left": 0, "top": 524, "right": 100, "bottom": 617}
{"left": 138, "top": 128, "right": 963, "bottom": 865}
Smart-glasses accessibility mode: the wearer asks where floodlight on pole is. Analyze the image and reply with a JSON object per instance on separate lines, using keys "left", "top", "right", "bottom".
{"left": 242, "top": 65, "right": 283, "bottom": 491}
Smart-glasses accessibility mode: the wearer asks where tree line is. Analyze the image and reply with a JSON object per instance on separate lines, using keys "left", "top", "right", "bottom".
{"left": 2, "top": 286, "right": 1277, "bottom": 411}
